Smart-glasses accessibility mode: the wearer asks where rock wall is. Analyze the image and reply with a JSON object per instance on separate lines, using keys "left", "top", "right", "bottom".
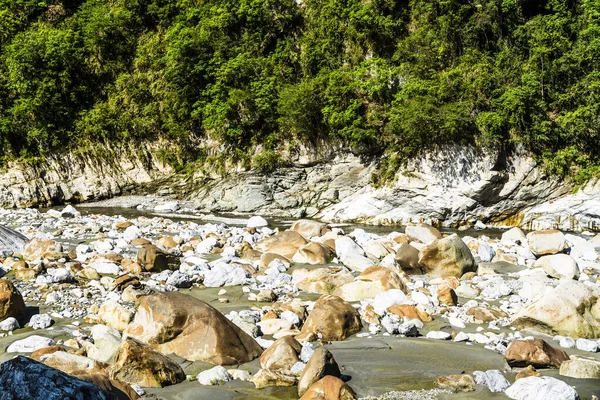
{"left": 187, "top": 145, "right": 600, "bottom": 231}
{"left": 0, "top": 144, "right": 171, "bottom": 208}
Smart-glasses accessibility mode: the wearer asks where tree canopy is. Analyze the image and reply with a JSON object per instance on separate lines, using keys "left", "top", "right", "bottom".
{"left": 1, "top": 0, "right": 599, "bottom": 180}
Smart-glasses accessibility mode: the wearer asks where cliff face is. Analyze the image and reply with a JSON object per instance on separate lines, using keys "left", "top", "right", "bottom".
{"left": 0, "top": 142, "right": 598, "bottom": 231}
{"left": 0, "top": 144, "right": 172, "bottom": 208}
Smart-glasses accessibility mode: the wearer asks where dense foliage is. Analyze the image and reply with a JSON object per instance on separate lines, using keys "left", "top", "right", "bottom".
{"left": 1, "top": 0, "right": 599, "bottom": 178}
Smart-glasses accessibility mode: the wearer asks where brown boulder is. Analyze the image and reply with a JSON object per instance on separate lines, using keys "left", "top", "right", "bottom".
{"left": 300, "top": 376, "right": 356, "bottom": 400}
{"left": 136, "top": 245, "right": 179, "bottom": 272}
{"left": 386, "top": 304, "right": 432, "bottom": 322}
{"left": 466, "top": 306, "right": 508, "bottom": 323}
{"left": 255, "top": 231, "right": 307, "bottom": 259}
{"left": 418, "top": 234, "right": 476, "bottom": 278}
{"left": 333, "top": 266, "right": 408, "bottom": 302}
{"left": 394, "top": 243, "right": 422, "bottom": 274}
{"left": 436, "top": 285, "right": 457, "bottom": 306}
{"left": 291, "top": 220, "right": 327, "bottom": 239}
{"left": 0, "top": 278, "right": 25, "bottom": 322}
{"left": 435, "top": 374, "right": 475, "bottom": 392}
{"left": 293, "top": 242, "right": 334, "bottom": 265}
{"left": 300, "top": 295, "right": 362, "bottom": 341}
{"left": 259, "top": 336, "right": 302, "bottom": 371}
{"left": 515, "top": 365, "right": 541, "bottom": 380}
{"left": 124, "top": 292, "right": 262, "bottom": 364}
{"left": 110, "top": 337, "right": 185, "bottom": 388}
{"left": 298, "top": 348, "right": 341, "bottom": 397}
{"left": 504, "top": 339, "right": 569, "bottom": 369}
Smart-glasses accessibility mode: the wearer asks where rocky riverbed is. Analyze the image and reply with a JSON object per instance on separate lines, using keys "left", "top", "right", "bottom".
{"left": 0, "top": 206, "right": 599, "bottom": 400}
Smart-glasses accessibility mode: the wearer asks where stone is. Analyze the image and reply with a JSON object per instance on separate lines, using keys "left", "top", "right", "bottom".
{"left": 512, "top": 280, "right": 600, "bottom": 338}
{"left": 110, "top": 337, "right": 186, "bottom": 388}
{"left": 259, "top": 336, "right": 302, "bottom": 371}
{"left": 405, "top": 223, "right": 442, "bottom": 244}
{"left": 575, "top": 338, "right": 599, "bottom": 352}
{"left": 157, "top": 236, "right": 179, "bottom": 250}
{"left": 472, "top": 369, "right": 510, "bottom": 393}
{"left": 534, "top": 254, "right": 579, "bottom": 280}
{"left": 39, "top": 351, "right": 100, "bottom": 375}
{"left": 386, "top": 304, "right": 432, "bottom": 322}
{"left": 527, "top": 230, "right": 567, "bottom": 256}
{"left": 394, "top": 242, "right": 422, "bottom": 274}
{"left": 505, "top": 376, "right": 578, "bottom": 400}
{"left": 515, "top": 365, "right": 541, "bottom": 380}
{"left": 299, "top": 376, "right": 356, "bottom": 400}
{"left": 559, "top": 355, "right": 600, "bottom": 379}
{"left": 502, "top": 227, "right": 527, "bottom": 242}
{"left": 335, "top": 236, "right": 374, "bottom": 272}
{"left": 125, "top": 292, "right": 262, "bottom": 364}
{"left": 504, "top": 339, "right": 569, "bottom": 368}
{"left": 0, "top": 278, "right": 25, "bottom": 322}
{"left": 197, "top": 366, "right": 232, "bottom": 385}
{"left": 85, "top": 324, "right": 122, "bottom": 363}
{"left": 89, "top": 262, "right": 121, "bottom": 276}
{"left": 247, "top": 216, "right": 269, "bottom": 228}
{"left": 294, "top": 267, "right": 354, "bottom": 295}
{"left": 251, "top": 368, "right": 296, "bottom": 388}
{"left": 435, "top": 374, "right": 475, "bottom": 392}
{"left": 29, "top": 313, "right": 52, "bottom": 329}
{"left": 291, "top": 220, "right": 327, "bottom": 239}
{"left": 300, "top": 295, "right": 362, "bottom": 341}
{"left": 466, "top": 306, "right": 508, "bottom": 323}
{"left": 136, "top": 245, "right": 179, "bottom": 272}
{"left": 0, "top": 316, "right": 19, "bottom": 331}
{"left": 255, "top": 231, "right": 308, "bottom": 259}
{"left": 418, "top": 234, "right": 476, "bottom": 278}
{"left": 293, "top": 242, "right": 334, "bottom": 265}
{"left": 426, "top": 331, "right": 451, "bottom": 340}
{"left": 372, "top": 289, "right": 410, "bottom": 316}
{"left": 333, "top": 266, "right": 407, "bottom": 302}
{"left": 298, "top": 347, "right": 341, "bottom": 397}
{"left": 203, "top": 261, "right": 248, "bottom": 287}
{"left": 436, "top": 285, "right": 457, "bottom": 306}
{"left": 0, "top": 356, "right": 115, "bottom": 400}
{"left": 22, "top": 238, "right": 62, "bottom": 261}
{"left": 98, "top": 301, "right": 133, "bottom": 331}
{"left": 7, "top": 335, "right": 56, "bottom": 353}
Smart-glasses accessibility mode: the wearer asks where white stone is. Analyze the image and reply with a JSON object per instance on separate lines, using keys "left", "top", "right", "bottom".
{"left": 89, "top": 262, "right": 121, "bottom": 275}
{"left": 7, "top": 335, "right": 56, "bottom": 353}
{"left": 372, "top": 289, "right": 411, "bottom": 316}
{"left": 197, "top": 366, "right": 232, "bottom": 385}
{"left": 29, "top": 314, "right": 52, "bottom": 330}
{"left": 247, "top": 216, "right": 268, "bottom": 228}
{"left": 335, "top": 236, "right": 374, "bottom": 272}
{"left": 473, "top": 370, "right": 510, "bottom": 393}
{"left": 575, "top": 338, "right": 599, "bottom": 353}
{"left": 426, "top": 331, "right": 451, "bottom": 340}
{"left": 0, "top": 317, "right": 20, "bottom": 331}
{"left": 505, "top": 376, "right": 578, "bottom": 400}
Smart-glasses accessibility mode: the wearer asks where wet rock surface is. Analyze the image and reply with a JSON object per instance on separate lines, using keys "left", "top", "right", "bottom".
{"left": 0, "top": 208, "right": 598, "bottom": 400}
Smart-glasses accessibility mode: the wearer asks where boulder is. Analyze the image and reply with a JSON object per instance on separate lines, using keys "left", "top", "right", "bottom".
{"left": 298, "top": 348, "right": 341, "bottom": 397}
{"left": 300, "top": 295, "right": 362, "bottom": 341}
{"left": 502, "top": 227, "right": 526, "bottom": 242}
{"left": 505, "top": 376, "right": 578, "bottom": 400}
{"left": 527, "top": 230, "right": 567, "bottom": 256}
{"left": 405, "top": 223, "right": 442, "bottom": 244}
{"left": 291, "top": 220, "right": 327, "bottom": 239}
{"left": 98, "top": 301, "right": 133, "bottom": 331}
{"left": 259, "top": 336, "right": 302, "bottom": 371}
{"left": 466, "top": 306, "right": 507, "bottom": 323}
{"left": 515, "top": 365, "right": 541, "bottom": 380}
{"left": 293, "top": 267, "right": 354, "bottom": 295}
{"left": 394, "top": 242, "right": 422, "bottom": 274}
{"left": 559, "top": 355, "right": 600, "bottom": 379}
{"left": 534, "top": 254, "right": 579, "bottom": 280}
{"left": 436, "top": 285, "right": 457, "bottom": 306}
{"left": 39, "top": 351, "right": 101, "bottom": 375}
{"left": 435, "top": 374, "right": 475, "bottom": 392}
{"left": 335, "top": 236, "right": 374, "bottom": 272}
{"left": 333, "top": 266, "right": 407, "bottom": 302}
{"left": 386, "top": 304, "right": 432, "bottom": 322}
{"left": 22, "top": 238, "right": 62, "bottom": 261}
{"left": 418, "top": 234, "right": 476, "bottom": 277}
{"left": 7, "top": 335, "right": 56, "bottom": 353}
{"left": 512, "top": 280, "right": 600, "bottom": 338}
{"left": 247, "top": 216, "right": 268, "bottom": 228}
{"left": 300, "top": 376, "right": 356, "bottom": 400}
{"left": 110, "top": 337, "right": 186, "bottom": 387}
{"left": 136, "top": 245, "right": 179, "bottom": 272}
{"left": 0, "top": 278, "right": 26, "bottom": 322}
{"left": 504, "top": 339, "right": 569, "bottom": 368}
{"left": 251, "top": 368, "right": 296, "bottom": 389}
{"left": 472, "top": 369, "right": 510, "bottom": 393}
{"left": 0, "top": 356, "right": 114, "bottom": 400}
{"left": 124, "top": 292, "right": 262, "bottom": 364}
{"left": 197, "top": 366, "right": 232, "bottom": 385}
{"left": 292, "top": 242, "right": 334, "bottom": 265}
{"left": 255, "top": 231, "right": 307, "bottom": 259}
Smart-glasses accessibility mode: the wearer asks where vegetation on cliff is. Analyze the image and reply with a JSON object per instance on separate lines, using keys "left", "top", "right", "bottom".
{"left": 1, "top": 0, "right": 599, "bottom": 180}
